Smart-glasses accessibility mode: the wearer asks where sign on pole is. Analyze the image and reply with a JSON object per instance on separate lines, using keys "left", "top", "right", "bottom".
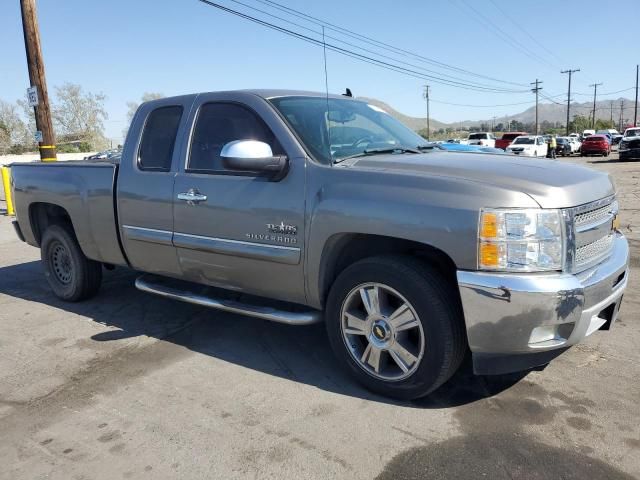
{"left": 27, "top": 86, "right": 39, "bottom": 107}
{"left": 34, "top": 130, "right": 43, "bottom": 143}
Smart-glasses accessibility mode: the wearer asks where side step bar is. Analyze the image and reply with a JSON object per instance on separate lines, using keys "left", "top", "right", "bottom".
{"left": 135, "top": 274, "right": 322, "bottom": 326}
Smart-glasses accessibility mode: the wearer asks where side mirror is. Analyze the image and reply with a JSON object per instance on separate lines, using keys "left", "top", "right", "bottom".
{"left": 220, "top": 140, "right": 288, "bottom": 180}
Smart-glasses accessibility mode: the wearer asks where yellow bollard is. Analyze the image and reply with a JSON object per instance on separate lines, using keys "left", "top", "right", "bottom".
{"left": 1, "top": 166, "right": 15, "bottom": 216}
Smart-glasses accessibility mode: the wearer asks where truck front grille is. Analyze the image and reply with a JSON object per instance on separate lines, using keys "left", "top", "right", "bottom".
{"left": 567, "top": 197, "right": 617, "bottom": 272}
{"left": 574, "top": 203, "right": 613, "bottom": 227}
{"left": 575, "top": 234, "right": 614, "bottom": 269}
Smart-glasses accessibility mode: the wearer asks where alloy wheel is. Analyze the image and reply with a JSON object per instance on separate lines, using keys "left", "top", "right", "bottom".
{"left": 340, "top": 283, "right": 425, "bottom": 381}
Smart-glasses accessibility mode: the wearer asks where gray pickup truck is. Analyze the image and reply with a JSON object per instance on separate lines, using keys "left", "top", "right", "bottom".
{"left": 9, "top": 90, "right": 629, "bottom": 399}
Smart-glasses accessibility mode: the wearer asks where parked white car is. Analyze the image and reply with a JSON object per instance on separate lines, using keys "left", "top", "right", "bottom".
{"left": 466, "top": 132, "right": 496, "bottom": 147}
{"left": 562, "top": 136, "right": 581, "bottom": 153}
{"left": 505, "top": 135, "right": 548, "bottom": 157}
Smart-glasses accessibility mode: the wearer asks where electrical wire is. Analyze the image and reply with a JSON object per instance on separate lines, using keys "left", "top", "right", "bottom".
{"left": 431, "top": 99, "right": 535, "bottom": 108}
{"left": 487, "top": 0, "right": 564, "bottom": 66}
{"left": 454, "top": 0, "right": 558, "bottom": 71}
{"left": 572, "top": 87, "right": 635, "bottom": 97}
{"left": 224, "top": 0, "right": 527, "bottom": 91}
{"left": 196, "top": 0, "right": 529, "bottom": 93}
{"left": 244, "top": 0, "right": 530, "bottom": 88}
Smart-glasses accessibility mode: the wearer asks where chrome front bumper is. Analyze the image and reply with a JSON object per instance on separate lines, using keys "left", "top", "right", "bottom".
{"left": 457, "top": 233, "right": 629, "bottom": 374}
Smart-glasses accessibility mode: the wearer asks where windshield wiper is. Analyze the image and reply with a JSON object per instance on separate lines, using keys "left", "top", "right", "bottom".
{"left": 416, "top": 144, "right": 440, "bottom": 151}
{"left": 335, "top": 146, "right": 421, "bottom": 163}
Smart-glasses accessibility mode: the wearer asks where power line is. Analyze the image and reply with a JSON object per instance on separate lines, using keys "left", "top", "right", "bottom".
{"left": 430, "top": 99, "right": 535, "bottom": 108}
{"left": 572, "top": 87, "right": 634, "bottom": 97}
{"left": 487, "top": 0, "right": 563, "bottom": 66}
{"left": 196, "top": 0, "right": 528, "bottom": 92}
{"left": 454, "top": 0, "right": 558, "bottom": 71}
{"left": 540, "top": 92, "right": 565, "bottom": 105}
{"left": 249, "top": 0, "right": 529, "bottom": 88}
{"left": 224, "top": 0, "right": 528, "bottom": 91}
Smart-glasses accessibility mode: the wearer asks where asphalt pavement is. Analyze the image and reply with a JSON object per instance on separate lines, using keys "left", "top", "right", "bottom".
{"left": 0, "top": 152, "right": 638, "bottom": 479}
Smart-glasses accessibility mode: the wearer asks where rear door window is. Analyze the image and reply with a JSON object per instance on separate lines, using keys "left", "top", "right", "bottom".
{"left": 138, "top": 106, "right": 183, "bottom": 171}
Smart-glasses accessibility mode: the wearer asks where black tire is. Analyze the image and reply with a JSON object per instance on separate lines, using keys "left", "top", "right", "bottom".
{"left": 325, "top": 255, "right": 466, "bottom": 400}
{"left": 41, "top": 224, "right": 102, "bottom": 301}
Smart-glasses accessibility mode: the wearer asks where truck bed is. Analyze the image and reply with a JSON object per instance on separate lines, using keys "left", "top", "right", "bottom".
{"left": 11, "top": 161, "right": 128, "bottom": 267}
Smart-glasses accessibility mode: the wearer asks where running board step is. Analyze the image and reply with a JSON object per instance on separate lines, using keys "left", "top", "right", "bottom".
{"left": 135, "top": 274, "right": 322, "bottom": 325}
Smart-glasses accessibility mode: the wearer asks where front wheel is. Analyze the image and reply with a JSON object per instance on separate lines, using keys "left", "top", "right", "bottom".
{"left": 41, "top": 224, "right": 103, "bottom": 301}
{"left": 325, "top": 255, "right": 466, "bottom": 400}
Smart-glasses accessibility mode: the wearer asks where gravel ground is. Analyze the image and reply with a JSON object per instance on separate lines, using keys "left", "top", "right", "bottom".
{"left": 0, "top": 153, "right": 638, "bottom": 480}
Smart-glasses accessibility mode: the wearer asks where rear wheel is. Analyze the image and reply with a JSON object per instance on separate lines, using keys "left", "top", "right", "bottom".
{"left": 41, "top": 224, "right": 102, "bottom": 301}
{"left": 325, "top": 255, "right": 466, "bottom": 400}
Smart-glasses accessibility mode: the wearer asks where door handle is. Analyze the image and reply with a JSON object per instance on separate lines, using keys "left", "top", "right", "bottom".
{"left": 177, "top": 189, "right": 207, "bottom": 205}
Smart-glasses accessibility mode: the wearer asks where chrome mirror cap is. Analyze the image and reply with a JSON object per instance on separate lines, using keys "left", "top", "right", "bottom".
{"left": 220, "top": 140, "right": 273, "bottom": 160}
{"left": 220, "top": 140, "right": 288, "bottom": 181}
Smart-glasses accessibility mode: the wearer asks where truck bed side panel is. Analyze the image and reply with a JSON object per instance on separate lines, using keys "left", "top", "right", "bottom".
{"left": 11, "top": 162, "right": 128, "bottom": 266}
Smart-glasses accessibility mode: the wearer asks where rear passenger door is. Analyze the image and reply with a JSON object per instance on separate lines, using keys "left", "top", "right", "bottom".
{"left": 117, "top": 97, "right": 192, "bottom": 276}
{"left": 172, "top": 93, "right": 307, "bottom": 305}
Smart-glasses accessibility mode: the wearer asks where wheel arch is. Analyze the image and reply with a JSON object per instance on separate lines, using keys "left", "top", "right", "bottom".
{"left": 316, "top": 233, "right": 459, "bottom": 310}
{"left": 29, "top": 202, "right": 76, "bottom": 246}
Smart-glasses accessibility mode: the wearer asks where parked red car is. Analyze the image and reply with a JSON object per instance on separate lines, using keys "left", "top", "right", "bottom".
{"left": 580, "top": 135, "right": 610, "bottom": 157}
{"left": 495, "top": 132, "right": 528, "bottom": 150}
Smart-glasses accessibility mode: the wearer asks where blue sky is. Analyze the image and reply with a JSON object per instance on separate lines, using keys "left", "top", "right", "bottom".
{"left": 2, "top": 0, "right": 637, "bottom": 142}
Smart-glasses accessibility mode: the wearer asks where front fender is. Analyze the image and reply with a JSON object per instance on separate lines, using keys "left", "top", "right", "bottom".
{"left": 304, "top": 166, "right": 538, "bottom": 308}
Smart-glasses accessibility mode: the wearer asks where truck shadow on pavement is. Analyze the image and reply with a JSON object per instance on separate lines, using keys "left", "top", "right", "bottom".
{"left": 1, "top": 260, "right": 527, "bottom": 409}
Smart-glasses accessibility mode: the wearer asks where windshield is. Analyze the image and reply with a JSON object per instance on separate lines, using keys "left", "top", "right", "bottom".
{"left": 468, "top": 133, "right": 488, "bottom": 140}
{"left": 512, "top": 137, "right": 534, "bottom": 145}
{"left": 624, "top": 129, "right": 640, "bottom": 138}
{"left": 268, "top": 96, "right": 427, "bottom": 163}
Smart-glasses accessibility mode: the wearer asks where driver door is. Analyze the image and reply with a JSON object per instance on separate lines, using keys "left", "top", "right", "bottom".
{"left": 172, "top": 94, "right": 307, "bottom": 305}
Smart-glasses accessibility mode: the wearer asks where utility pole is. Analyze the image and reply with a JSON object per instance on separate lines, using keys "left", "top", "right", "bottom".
{"left": 561, "top": 68, "right": 580, "bottom": 135}
{"left": 634, "top": 64, "right": 638, "bottom": 127}
{"left": 423, "top": 85, "right": 430, "bottom": 141}
{"left": 491, "top": 116, "right": 496, "bottom": 132}
{"left": 20, "top": 0, "right": 56, "bottom": 161}
{"left": 531, "top": 79, "right": 543, "bottom": 135}
{"left": 589, "top": 82, "right": 602, "bottom": 129}
{"left": 619, "top": 100, "right": 624, "bottom": 132}
{"left": 610, "top": 101, "right": 614, "bottom": 125}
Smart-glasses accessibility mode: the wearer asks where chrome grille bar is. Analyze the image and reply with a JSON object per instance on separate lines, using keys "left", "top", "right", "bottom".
{"left": 565, "top": 195, "right": 617, "bottom": 273}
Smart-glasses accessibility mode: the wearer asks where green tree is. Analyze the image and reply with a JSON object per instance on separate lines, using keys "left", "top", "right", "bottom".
{"left": 52, "top": 83, "right": 108, "bottom": 149}
{"left": 568, "top": 115, "right": 591, "bottom": 133}
{"left": 0, "top": 100, "right": 30, "bottom": 154}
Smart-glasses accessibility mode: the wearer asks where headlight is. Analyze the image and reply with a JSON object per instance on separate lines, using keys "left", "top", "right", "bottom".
{"left": 478, "top": 208, "right": 564, "bottom": 272}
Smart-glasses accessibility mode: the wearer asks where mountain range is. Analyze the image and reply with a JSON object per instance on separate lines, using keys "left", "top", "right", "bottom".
{"left": 359, "top": 96, "right": 637, "bottom": 131}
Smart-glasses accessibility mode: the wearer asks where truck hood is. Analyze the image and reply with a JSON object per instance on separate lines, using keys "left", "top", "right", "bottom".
{"left": 344, "top": 152, "right": 614, "bottom": 208}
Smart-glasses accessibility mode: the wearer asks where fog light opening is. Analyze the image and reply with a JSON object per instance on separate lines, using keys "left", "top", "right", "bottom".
{"left": 528, "top": 323, "right": 574, "bottom": 348}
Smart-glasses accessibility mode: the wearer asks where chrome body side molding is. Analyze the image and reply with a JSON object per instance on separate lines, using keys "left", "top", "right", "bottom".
{"left": 173, "top": 232, "right": 301, "bottom": 265}
{"left": 122, "top": 225, "right": 173, "bottom": 246}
